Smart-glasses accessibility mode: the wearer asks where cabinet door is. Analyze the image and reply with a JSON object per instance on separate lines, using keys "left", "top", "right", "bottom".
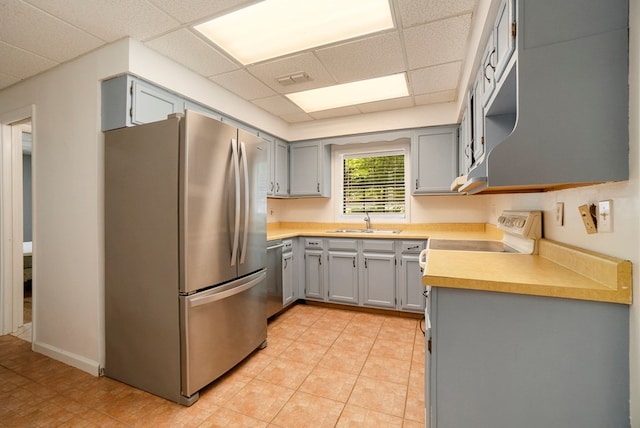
{"left": 131, "top": 79, "right": 183, "bottom": 126}
{"left": 471, "top": 74, "right": 485, "bottom": 164}
{"left": 289, "top": 141, "right": 330, "bottom": 197}
{"left": 274, "top": 140, "right": 289, "bottom": 196}
{"left": 362, "top": 252, "right": 396, "bottom": 309}
{"left": 412, "top": 126, "right": 459, "bottom": 194}
{"left": 304, "top": 249, "right": 324, "bottom": 300}
{"left": 459, "top": 109, "right": 472, "bottom": 175}
{"left": 398, "top": 254, "right": 426, "bottom": 312}
{"left": 481, "top": 35, "right": 497, "bottom": 107}
{"left": 494, "top": 0, "right": 516, "bottom": 82}
{"left": 265, "top": 139, "right": 275, "bottom": 196}
{"left": 282, "top": 252, "right": 295, "bottom": 305}
{"left": 327, "top": 251, "right": 359, "bottom": 304}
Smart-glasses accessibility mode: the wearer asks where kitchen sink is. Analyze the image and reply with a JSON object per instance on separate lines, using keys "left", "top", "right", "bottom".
{"left": 327, "top": 229, "right": 400, "bottom": 234}
{"left": 427, "top": 239, "right": 518, "bottom": 253}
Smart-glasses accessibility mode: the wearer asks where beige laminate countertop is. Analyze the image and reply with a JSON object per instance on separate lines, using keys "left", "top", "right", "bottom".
{"left": 268, "top": 222, "right": 632, "bottom": 305}
{"left": 423, "top": 239, "right": 632, "bottom": 305}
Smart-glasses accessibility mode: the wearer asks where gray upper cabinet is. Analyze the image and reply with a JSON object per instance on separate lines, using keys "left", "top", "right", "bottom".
{"left": 266, "top": 137, "right": 289, "bottom": 197}
{"left": 412, "top": 126, "right": 459, "bottom": 194}
{"left": 289, "top": 141, "right": 331, "bottom": 197}
{"left": 460, "top": 0, "right": 629, "bottom": 194}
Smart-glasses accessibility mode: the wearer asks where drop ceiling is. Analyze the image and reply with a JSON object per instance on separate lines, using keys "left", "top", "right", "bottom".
{"left": 0, "top": 0, "right": 479, "bottom": 123}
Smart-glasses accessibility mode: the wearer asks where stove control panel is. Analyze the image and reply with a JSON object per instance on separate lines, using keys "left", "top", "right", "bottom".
{"left": 497, "top": 211, "right": 542, "bottom": 239}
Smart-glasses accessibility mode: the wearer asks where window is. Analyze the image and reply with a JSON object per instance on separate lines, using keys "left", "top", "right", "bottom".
{"left": 342, "top": 150, "right": 406, "bottom": 215}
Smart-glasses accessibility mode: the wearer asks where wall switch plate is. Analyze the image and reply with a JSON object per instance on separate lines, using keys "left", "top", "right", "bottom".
{"left": 555, "top": 202, "right": 564, "bottom": 226}
{"left": 598, "top": 200, "right": 613, "bottom": 232}
{"left": 578, "top": 204, "right": 597, "bottom": 234}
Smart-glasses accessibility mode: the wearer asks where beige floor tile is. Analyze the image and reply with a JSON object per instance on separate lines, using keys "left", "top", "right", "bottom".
{"left": 370, "top": 337, "right": 415, "bottom": 361}
{"left": 377, "top": 324, "right": 417, "bottom": 344}
{"left": 199, "top": 372, "right": 253, "bottom": 407}
{"left": 361, "top": 355, "right": 411, "bottom": 385}
{"left": 278, "top": 340, "right": 329, "bottom": 365}
{"left": 231, "top": 350, "right": 274, "bottom": 378}
{"left": 267, "top": 322, "right": 308, "bottom": 341}
{"left": 224, "top": 378, "right": 294, "bottom": 422}
{"left": 332, "top": 332, "right": 376, "bottom": 354}
{"left": 311, "top": 316, "right": 351, "bottom": 332}
{"left": 348, "top": 376, "right": 408, "bottom": 418}
{"left": 403, "top": 418, "right": 427, "bottom": 428}
{"left": 336, "top": 404, "right": 404, "bottom": 427}
{"left": 199, "top": 406, "right": 268, "bottom": 427}
{"left": 298, "top": 365, "right": 358, "bottom": 402}
{"left": 260, "top": 334, "right": 294, "bottom": 357}
{"left": 341, "top": 321, "right": 381, "bottom": 338}
{"left": 295, "top": 325, "right": 341, "bottom": 347}
{"left": 257, "top": 358, "right": 313, "bottom": 389}
{"left": 317, "top": 347, "right": 368, "bottom": 376}
{"left": 270, "top": 390, "right": 344, "bottom": 428}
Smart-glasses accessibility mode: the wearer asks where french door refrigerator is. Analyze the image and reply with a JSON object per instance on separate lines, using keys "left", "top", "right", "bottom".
{"left": 105, "top": 110, "right": 267, "bottom": 405}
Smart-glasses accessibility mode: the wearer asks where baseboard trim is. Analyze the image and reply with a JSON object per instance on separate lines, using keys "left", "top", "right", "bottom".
{"left": 33, "top": 341, "right": 100, "bottom": 376}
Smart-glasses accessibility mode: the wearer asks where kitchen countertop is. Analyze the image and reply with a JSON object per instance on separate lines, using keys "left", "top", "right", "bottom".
{"left": 423, "top": 238, "right": 632, "bottom": 305}
{"left": 267, "top": 222, "right": 632, "bottom": 305}
{"left": 267, "top": 222, "right": 503, "bottom": 241}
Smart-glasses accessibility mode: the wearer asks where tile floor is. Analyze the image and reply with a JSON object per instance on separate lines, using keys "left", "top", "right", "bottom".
{"left": 0, "top": 303, "right": 426, "bottom": 427}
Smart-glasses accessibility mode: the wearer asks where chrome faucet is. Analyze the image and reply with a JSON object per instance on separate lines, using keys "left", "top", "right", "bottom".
{"left": 364, "top": 212, "right": 371, "bottom": 230}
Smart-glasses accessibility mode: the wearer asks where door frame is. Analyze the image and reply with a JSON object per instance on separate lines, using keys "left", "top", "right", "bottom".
{"left": 0, "top": 105, "right": 34, "bottom": 336}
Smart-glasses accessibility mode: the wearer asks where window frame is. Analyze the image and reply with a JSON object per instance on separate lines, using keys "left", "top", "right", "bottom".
{"left": 333, "top": 141, "right": 410, "bottom": 224}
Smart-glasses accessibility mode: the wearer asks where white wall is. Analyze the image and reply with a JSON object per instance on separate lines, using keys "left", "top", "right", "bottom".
{"left": 0, "top": 40, "right": 129, "bottom": 373}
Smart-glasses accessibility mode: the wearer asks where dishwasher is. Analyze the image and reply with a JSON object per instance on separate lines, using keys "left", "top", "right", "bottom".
{"left": 266, "top": 240, "right": 284, "bottom": 318}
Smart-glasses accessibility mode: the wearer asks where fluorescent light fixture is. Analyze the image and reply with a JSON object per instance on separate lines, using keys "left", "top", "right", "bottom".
{"left": 194, "top": 0, "right": 394, "bottom": 64}
{"left": 286, "top": 73, "right": 409, "bottom": 112}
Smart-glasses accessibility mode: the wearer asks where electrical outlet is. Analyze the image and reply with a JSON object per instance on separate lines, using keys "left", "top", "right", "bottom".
{"left": 555, "top": 202, "right": 564, "bottom": 226}
{"left": 598, "top": 200, "right": 613, "bottom": 233}
{"left": 578, "top": 204, "right": 597, "bottom": 234}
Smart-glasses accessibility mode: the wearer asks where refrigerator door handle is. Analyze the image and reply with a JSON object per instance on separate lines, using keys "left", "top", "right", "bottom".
{"left": 186, "top": 271, "right": 266, "bottom": 308}
{"left": 239, "top": 141, "right": 250, "bottom": 264}
{"left": 230, "top": 139, "right": 240, "bottom": 266}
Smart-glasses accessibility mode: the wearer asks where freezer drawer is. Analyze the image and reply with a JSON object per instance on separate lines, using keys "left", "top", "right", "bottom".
{"left": 180, "top": 270, "right": 267, "bottom": 398}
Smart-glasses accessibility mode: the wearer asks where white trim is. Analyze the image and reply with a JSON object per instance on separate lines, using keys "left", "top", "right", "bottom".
{"left": 33, "top": 341, "right": 100, "bottom": 376}
{"left": 332, "top": 140, "right": 411, "bottom": 224}
{"left": 0, "top": 105, "right": 34, "bottom": 336}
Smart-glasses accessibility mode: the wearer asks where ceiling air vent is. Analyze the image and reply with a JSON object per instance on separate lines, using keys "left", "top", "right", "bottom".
{"left": 277, "top": 72, "right": 311, "bottom": 86}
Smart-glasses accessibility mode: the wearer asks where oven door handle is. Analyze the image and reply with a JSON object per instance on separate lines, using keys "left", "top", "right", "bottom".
{"left": 419, "top": 249, "right": 428, "bottom": 270}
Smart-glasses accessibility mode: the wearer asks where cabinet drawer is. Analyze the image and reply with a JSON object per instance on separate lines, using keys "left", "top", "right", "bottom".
{"left": 304, "top": 238, "right": 324, "bottom": 249}
{"left": 362, "top": 240, "right": 394, "bottom": 252}
{"left": 400, "top": 241, "right": 425, "bottom": 253}
{"left": 327, "top": 239, "right": 358, "bottom": 250}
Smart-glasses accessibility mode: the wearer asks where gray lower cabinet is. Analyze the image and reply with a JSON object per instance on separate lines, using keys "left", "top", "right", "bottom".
{"left": 362, "top": 240, "right": 396, "bottom": 309}
{"left": 303, "top": 238, "right": 324, "bottom": 300}
{"left": 298, "top": 237, "right": 426, "bottom": 313}
{"left": 427, "top": 287, "right": 629, "bottom": 428}
{"left": 282, "top": 248, "right": 294, "bottom": 306}
{"left": 327, "top": 247, "right": 359, "bottom": 304}
{"left": 397, "top": 241, "right": 426, "bottom": 312}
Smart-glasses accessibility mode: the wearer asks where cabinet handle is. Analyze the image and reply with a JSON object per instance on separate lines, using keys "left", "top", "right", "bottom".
{"left": 270, "top": 181, "right": 274, "bottom": 192}
{"left": 283, "top": 259, "right": 288, "bottom": 269}
{"left": 353, "top": 258, "right": 356, "bottom": 268}
{"left": 484, "top": 48, "right": 496, "bottom": 82}
{"left": 317, "top": 183, "right": 320, "bottom": 193}
{"left": 415, "top": 179, "right": 419, "bottom": 190}
{"left": 276, "top": 182, "right": 280, "bottom": 192}
{"left": 364, "top": 258, "right": 368, "bottom": 269}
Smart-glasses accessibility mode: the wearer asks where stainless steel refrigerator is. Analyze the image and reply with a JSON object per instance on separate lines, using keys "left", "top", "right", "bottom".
{"left": 105, "top": 110, "right": 267, "bottom": 405}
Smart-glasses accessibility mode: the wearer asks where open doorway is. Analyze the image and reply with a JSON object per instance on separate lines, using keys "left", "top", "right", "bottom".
{"left": 0, "top": 106, "right": 34, "bottom": 343}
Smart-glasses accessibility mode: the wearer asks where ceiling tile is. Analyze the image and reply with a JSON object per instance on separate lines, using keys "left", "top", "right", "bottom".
{"left": 414, "top": 90, "right": 458, "bottom": 105}
{"left": 1, "top": 0, "right": 103, "bottom": 62}
{"left": 357, "top": 96, "right": 414, "bottom": 113}
{"left": 403, "top": 14, "right": 472, "bottom": 70}
{"left": 410, "top": 62, "right": 461, "bottom": 95}
{"left": 145, "top": 29, "right": 239, "bottom": 77}
{"left": 210, "top": 69, "right": 277, "bottom": 100}
{"left": 247, "top": 53, "right": 336, "bottom": 94}
{"left": 0, "top": 71, "right": 20, "bottom": 89}
{"left": 0, "top": 41, "right": 59, "bottom": 79}
{"left": 252, "top": 95, "right": 306, "bottom": 116}
{"left": 23, "top": 0, "right": 179, "bottom": 42}
{"left": 315, "top": 32, "right": 405, "bottom": 83}
{"left": 310, "top": 106, "right": 361, "bottom": 120}
{"left": 396, "top": 0, "right": 476, "bottom": 28}
{"left": 148, "top": 0, "right": 257, "bottom": 24}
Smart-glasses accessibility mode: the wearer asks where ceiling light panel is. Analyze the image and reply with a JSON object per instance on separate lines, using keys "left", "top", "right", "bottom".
{"left": 285, "top": 73, "right": 408, "bottom": 113}
{"left": 193, "top": 0, "right": 394, "bottom": 65}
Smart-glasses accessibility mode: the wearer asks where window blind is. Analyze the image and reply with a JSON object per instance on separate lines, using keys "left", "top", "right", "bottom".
{"left": 342, "top": 153, "right": 405, "bottom": 214}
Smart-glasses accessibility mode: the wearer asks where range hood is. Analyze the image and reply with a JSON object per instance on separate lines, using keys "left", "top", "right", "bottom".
{"left": 459, "top": 0, "right": 628, "bottom": 195}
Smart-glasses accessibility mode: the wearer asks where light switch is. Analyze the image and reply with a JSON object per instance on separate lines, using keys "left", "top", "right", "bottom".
{"left": 598, "top": 200, "right": 612, "bottom": 233}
